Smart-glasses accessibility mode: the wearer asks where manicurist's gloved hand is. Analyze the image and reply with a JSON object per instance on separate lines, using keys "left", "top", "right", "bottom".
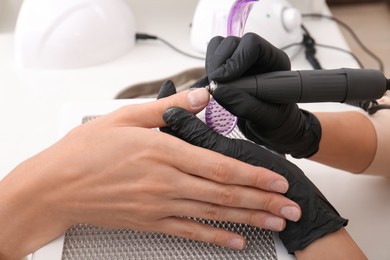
{"left": 194, "top": 32, "right": 291, "bottom": 85}
{"left": 198, "top": 33, "right": 322, "bottom": 158}
{"left": 161, "top": 105, "right": 348, "bottom": 254}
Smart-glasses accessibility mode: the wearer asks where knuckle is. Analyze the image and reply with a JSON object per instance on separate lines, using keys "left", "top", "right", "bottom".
{"left": 163, "top": 99, "right": 175, "bottom": 111}
{"left": 246, "top": 211, "right": 260, "bottom": 227}
{"left": 243, "top": 32, "right": 259, "bottom": 45}
{"left": 180, "top": 227, "right": 199, "bottom": 241}
{"left": 261, "top": 194, "right": 284, "bottom": 213}
{"left": 210, "top": 35, "right": 224, "bottom": 45}
{"left": 260, "top": 196, "right": 274, "bottom": 212}
{"left": 216, "top": 187, "right": 237, "bottom": 206}
{"left": 253, "top": 171, "right": 278, "bottom": 191}
{"left": 253, "top": 173, "right": 266, "bottom": 189}
{"left": 210, "top": 163, "right": 231, "bottom": 183}
{"left": 203, "top": 204, "right": 222, "bottom": 220}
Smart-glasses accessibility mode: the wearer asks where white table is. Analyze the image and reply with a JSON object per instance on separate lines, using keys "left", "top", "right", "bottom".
{"left": 0, "top": 1, "right": 389, "bottom": 259}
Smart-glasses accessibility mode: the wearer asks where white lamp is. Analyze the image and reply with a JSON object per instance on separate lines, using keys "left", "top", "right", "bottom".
{"left": 14, "top": 0, "right": 136, "bottom": 69}
{"left": 191, "top": 0, "right": 302, "bottom": 53}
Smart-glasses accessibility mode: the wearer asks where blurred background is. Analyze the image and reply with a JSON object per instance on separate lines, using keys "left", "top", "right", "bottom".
{"left": 328, "top": 0, "right": 390, "bottom": 76}
{"left": 0, "top": 0, "right": 388, "bottom": 74}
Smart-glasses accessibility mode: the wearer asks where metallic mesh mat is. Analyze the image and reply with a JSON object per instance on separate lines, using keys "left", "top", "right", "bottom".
{"left": 62, "top": 117, "right": 277, "bottom": 259}
{"left": 62, "top": 221, "right": 276, "bottom": 260}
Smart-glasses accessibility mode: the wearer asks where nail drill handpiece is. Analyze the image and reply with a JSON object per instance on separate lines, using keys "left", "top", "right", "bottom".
{"left": 205, "top": 68, "right": 389, "bottom": 103}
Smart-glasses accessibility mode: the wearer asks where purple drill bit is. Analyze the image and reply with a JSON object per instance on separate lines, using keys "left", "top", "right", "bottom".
{"left": 205, "top": 0, "right": 258, "bottom": 136}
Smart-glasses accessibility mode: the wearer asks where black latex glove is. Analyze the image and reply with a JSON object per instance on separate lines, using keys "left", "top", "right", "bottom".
{"left": 158, "top": 80, "right": 179, "bottom": 134}
{"left": 161, "top": 106, "right": 348, "bottom": 254}
{"left": 213, "top": 86, "right": 322, "bottom": 158}
{"left": 192, "top": 32, "right": 291, "bottom": 87}
{"left": 196, "top": 32, "right": 321, "bottom": 158}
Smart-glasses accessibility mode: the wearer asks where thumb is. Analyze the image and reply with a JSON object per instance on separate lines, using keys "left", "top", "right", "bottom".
{"left": 113, "top": 88, "right": 210, "bottom": 128}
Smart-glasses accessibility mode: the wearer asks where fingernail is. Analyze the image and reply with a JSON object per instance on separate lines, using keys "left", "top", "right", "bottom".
{"left": 187, "top": 88, "right": 209, "bottom": 109}
{"left": 281, "top": 206, "right": 301, "bottom": 222}
{"left": 228, "top": 238, "right": 246, "bottom": 250}
{"left": 265, "top": 216, "right": 285, "bottom": 231}
{"left": 270, "top": 180, "right": 288, "bottom": 193}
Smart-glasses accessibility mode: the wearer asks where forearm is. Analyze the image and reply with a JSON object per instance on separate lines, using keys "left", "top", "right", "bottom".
{"left": 0, "top": 156, "right": 70, "bottom": 259}
{"left": 310, "top": 111, "right": 376, "bottom": 173}
{"left": 359, "top": 107, "right": 390, "bottom": 176}
{"left": 295, "top": 228, "right": 367, "bottom": 260}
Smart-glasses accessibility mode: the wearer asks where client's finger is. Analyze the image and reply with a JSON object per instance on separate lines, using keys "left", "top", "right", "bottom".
{"left": 158, "top": 217, "right": 247, "bottom": 251}
{"left": 111, "top": 87, "right": 210, "bottom": 128}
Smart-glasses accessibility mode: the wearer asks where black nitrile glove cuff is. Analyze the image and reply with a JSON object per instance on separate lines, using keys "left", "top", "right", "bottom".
{"left": 290, "top": 110, "right": 322, "bottom": 159}
{"left": 281, "top": 216, "right": 348, "bottom": 254}
{"left": 239, "top": 109, "right": 322, "bottom": 159}
{"left": 279, "top": 162, "right": 348, "bottom": 253}
{"left": 162, "top": 107, "right": 348, "bottom": 254}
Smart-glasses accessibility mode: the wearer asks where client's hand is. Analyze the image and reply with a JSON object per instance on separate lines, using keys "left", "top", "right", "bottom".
{"left": 0, "top": 84, "right": 299, "bottom": 259}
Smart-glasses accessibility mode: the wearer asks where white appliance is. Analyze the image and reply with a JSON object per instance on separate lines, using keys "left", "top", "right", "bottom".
{"left": 14, "top": 0, "right": 136, "bottom": 69}
{"left": 287, "top": 0, "right": 326, "bottom": 14}
{"left": 190, "top": 0, "right": 302, "bottom": 53}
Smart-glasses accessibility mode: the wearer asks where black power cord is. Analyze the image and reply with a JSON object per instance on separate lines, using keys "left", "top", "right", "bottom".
{"left": 301, "top": 25, "right": 322, "bottom": 69}
{"left": 302, "top": 14, "right": 388, "bottom": 114}
{"left": 283, "top": 23, "right": 366, "bottom": 71}
{"left": 135, "top": 33, "right": 205, "bottom": 60}
{"left": 281, "top": 13, "right": 384, "bottom": 72}
{"left": 280, "top": 41, "right": 364, "bottom": 69}
{"left": 281, "top": 15, "right": 388, "bottom": 114}
{"left": 302, "top": 13, "right": 385, "bottom": 72}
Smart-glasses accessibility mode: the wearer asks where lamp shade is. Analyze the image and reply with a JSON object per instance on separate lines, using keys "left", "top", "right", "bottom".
{"left": 14, "top": 0, "right": 136, "bottom": 69}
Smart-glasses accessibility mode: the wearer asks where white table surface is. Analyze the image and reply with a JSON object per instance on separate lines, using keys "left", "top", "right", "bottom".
{"left": 1, "top": 1, "right": 389, "bottom": 259}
